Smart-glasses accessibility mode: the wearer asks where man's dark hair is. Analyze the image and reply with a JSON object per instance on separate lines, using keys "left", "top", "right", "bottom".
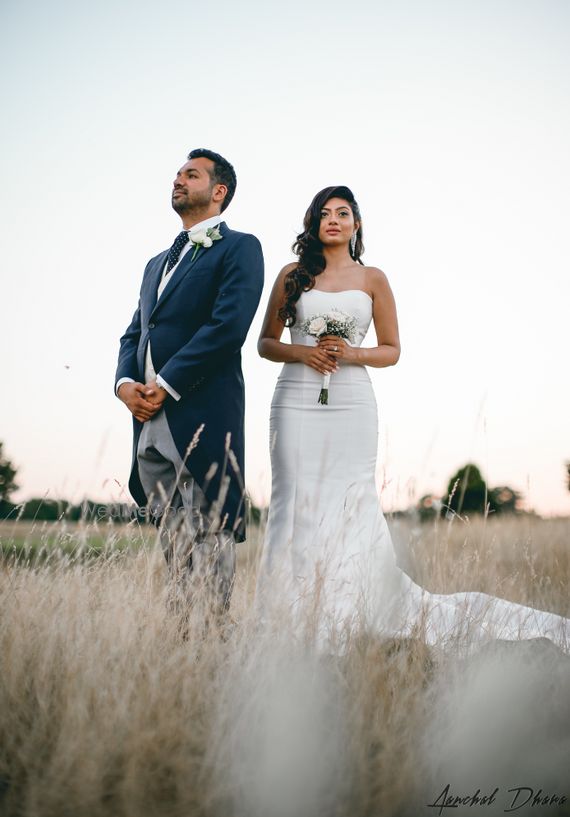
{"left": 187, "top": 148, "right": 237, "bottom": 212}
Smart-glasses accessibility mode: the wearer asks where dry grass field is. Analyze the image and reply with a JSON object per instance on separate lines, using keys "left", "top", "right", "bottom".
{"left": 1, "top": 513, "right": 569, "bottom": 817}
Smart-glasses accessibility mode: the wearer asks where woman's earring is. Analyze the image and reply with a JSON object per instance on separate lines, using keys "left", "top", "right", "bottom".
{"left": 350, "top": 232, "right": 357, "bottom": 255}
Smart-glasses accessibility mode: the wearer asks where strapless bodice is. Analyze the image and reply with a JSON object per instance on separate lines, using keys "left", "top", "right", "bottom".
{"left": 289, "top": 289, "right": 373, "bottom": 347}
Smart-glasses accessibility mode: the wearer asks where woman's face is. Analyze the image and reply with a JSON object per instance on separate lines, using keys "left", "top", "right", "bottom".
{"left": 318, "top": 197, "right": 358, "bottom": 248}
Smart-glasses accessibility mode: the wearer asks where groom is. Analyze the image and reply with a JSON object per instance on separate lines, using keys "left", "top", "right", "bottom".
{"left": 115, "top": 148, "right": 264, "bottom": 625}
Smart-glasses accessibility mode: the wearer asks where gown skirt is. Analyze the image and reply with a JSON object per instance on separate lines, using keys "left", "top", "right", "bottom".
{"left": 254, "top": 290, "right": 570, "bottom": 652}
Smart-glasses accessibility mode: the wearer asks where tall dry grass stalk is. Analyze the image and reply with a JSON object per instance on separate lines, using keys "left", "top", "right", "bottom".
{"left": 0, "top": 514, "right": 569, "bottom": 817}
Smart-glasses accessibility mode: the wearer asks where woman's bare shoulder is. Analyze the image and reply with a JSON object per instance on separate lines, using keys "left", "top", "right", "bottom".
{"left": 279, "top": 261, "right": 298, "bottom": 277}
{"left": 269, "top": 262, "right": 298, "bottom": 296}
{"left": 363, "top": 265, "right": 392, "bottom": 291}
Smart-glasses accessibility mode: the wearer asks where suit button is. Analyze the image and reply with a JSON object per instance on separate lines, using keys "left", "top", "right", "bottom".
{"left": 149, "top": 322, "right": 155, "bottom": 329}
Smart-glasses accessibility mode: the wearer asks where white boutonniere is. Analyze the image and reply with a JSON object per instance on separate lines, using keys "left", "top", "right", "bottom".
{"left": 189, "top": 226, "right": 223, "bottom": 260}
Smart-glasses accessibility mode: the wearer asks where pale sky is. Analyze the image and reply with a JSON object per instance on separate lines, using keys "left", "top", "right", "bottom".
{"left": 2, "top": 0, "right": 569, "bottom": 515}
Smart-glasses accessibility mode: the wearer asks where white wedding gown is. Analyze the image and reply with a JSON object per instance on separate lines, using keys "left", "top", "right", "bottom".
{"left": 254, "top": 289, "right": 570, "bottom": 652}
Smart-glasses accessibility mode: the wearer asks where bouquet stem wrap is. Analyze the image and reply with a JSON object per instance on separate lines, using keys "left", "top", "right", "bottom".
{"left": 318, "top": 373, "right": 331, "bottom": 404}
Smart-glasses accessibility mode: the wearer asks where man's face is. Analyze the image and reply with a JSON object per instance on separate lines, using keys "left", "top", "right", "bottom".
{"left": 171, "top": 157, "right": 215, "bottom": 214}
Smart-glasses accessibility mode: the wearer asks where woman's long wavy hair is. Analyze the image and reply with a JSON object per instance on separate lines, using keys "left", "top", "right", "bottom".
{"left": 278, "top": 185, "right": 364, "bottom": 326}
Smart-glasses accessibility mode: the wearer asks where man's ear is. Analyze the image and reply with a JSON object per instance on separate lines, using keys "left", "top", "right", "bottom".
{"left": 212, "top": 183, "right": 228, "bottom": 206}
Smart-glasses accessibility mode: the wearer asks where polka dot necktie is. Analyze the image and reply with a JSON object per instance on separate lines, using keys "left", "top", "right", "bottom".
{"left": 166, "top": 230, "right": 190, "bottom": 273}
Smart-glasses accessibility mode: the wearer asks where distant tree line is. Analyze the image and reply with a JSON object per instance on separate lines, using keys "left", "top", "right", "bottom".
{"left": 0, "top": 496, "right": 262, "bottom": 524}
{"left": 1, "top": 440, "right": 567, "bottom": 524}
{"left": 418, "top": 462, "right": 528, "bottom": 521}
{"left": 0, "top": 496, "right": 150, "bottom": 523}
{"left": 0, "top": 442, "right": 18, "bottom": 519}
{"left": 0, "top": 440, "right": 262, "bottom": 524}
{"left": 0, "top": 441, "right": 144, "bottom": 522}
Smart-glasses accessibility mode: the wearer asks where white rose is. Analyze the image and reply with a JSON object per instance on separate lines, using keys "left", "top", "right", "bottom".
{"left": 190, "top": 229, "right": 208, "bottom": 244}
{"left": 328, "top": 310, "right": 345, "bottom": 322}
{"left": 202, "top": 236, "right": 213, "bottom": 248}
{"left": 308, "top": 316, "right": 327, "bottom": 336}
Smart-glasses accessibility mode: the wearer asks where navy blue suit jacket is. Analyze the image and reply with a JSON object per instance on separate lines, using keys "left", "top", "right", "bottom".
{"left": 115, "top": 222, "right": 264, "bottom": 542}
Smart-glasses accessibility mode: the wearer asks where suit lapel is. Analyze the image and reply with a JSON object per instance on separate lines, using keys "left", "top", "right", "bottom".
{"left": 144, "top": 251, "right": 168, "bottom": 315}
{"left": 151, "top": 222, "right": 228, "bottom": 316}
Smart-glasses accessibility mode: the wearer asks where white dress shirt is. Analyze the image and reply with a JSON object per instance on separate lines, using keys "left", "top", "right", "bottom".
{"left": 116, "top": 214, "right": 223, "bottom": 402}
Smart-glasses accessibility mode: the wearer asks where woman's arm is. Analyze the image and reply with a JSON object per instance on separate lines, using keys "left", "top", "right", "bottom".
{"left": 357, "top": 267, "right": 401, "bottom": 367}
{"left": 317, "top": 267, "right": 401, "bottom": 368}
{"left": 258, "top": 264, "right": 338, "bottom": 375}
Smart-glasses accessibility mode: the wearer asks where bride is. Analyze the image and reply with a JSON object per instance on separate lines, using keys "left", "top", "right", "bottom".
{"left": 253, "top": 185, "right": 569, "bottom": 652}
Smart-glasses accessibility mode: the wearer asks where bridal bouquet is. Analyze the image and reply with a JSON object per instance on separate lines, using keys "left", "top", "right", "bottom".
{"left": 300, "top": 309, "right": 357, "bottom": 404}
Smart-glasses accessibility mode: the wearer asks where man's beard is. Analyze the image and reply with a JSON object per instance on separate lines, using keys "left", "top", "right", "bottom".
{"left": 171, "top": 188, "right": 212, "bottom": 215}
